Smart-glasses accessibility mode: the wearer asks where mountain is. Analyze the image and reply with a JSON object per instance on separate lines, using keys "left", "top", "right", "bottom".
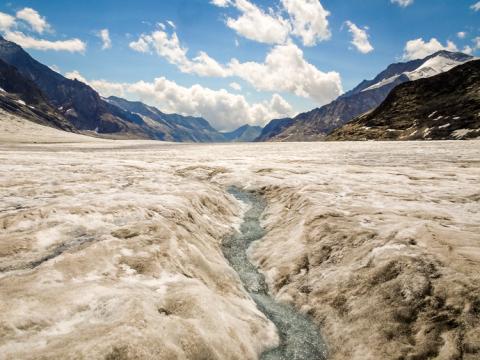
{"left": 105, "top": 96, "right": 227, "bottom": 142}
{"left": 327, "top": 59, "right": 480, "bottom": 141}
{"left": 254, "top": 118, "right": 295, "bottom": 141}
{"left": 222, "top": 124, "right": 262, "bottom": 142}
{"left": 0, "top": 36, "right": 233, "bottom": 142}
{"left": 0, "top": 36, "right": 153, "bottom": 138}
{"left": 260, "top": 51, "right": 474, "bottom": 142}
{"left": 0, "top": 58, "right": 74, "bottom": 131}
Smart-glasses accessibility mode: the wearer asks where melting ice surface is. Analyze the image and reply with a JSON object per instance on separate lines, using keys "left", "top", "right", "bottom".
{"left": 222, "top": 187, "right": 328, "bottom": 360}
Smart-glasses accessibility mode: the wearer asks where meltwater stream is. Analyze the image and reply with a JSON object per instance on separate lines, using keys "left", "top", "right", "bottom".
{"left": 222, "top": 187, "right": 328, "bottom": 360}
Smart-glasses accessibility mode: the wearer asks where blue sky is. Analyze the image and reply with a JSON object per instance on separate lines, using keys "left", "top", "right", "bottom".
{"left": 0, "top": 0, "right": 479, "bottom": 130}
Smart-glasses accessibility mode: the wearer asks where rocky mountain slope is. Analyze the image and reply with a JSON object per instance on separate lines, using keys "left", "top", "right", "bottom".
{"left": 259, "top": 51, "right": 473, "bottom": 142}
{"left": 0, "top": 59, "right": 74, "bottom": 132}
{"left": 0, "top": 36, "right": 247, "bottom": 143}
{"left": 255, "top": 118, "right": 295, "bottom": 142}
{"left": 328, "top": 59, "right": 480, "bottom": 141}
{"left": 222, "top": 124, "right": 262, "bottom": 142}
{"left": 0, "top": 36, "right": 153, "bottom": 138}
{"left": 106, "top": 96, "right": 227, "bottom": 142}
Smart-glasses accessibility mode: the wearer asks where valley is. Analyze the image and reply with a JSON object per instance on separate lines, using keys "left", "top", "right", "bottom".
{"left": 1, "top": 135, "right": 479, "bottom": 359}
{"left": 0, "top": 3, "right": 479, "bottom": 359}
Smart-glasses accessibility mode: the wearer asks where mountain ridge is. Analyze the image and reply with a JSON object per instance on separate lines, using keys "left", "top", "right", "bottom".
{"left": 222, "top": 124, "right": 262, "bottom": 142}
{"left": 328, "top": 59, "right": 480, "bottom": 141}
{"left": 257, "top": 50, "right": 474, "bottom": 142}
{"left": 0, "top": 36, "right": 251, "bottom": 143}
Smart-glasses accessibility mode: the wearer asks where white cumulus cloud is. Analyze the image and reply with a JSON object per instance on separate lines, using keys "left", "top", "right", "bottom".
{"left": 457, "top": 31, "right": 467, "bottom": 39}
{"left": 229, "top": 82, "right": 242, "bottom": 91}
{"left": 0, "top": 12, "right": 15, "bottom": 32}
{"left": 68, "top": 72, "right": 294, "bottom": 131}
{"left": 225, "top": 0, "right": 291, "bottom": 45}
{"left": 345, "top": 21, "right": 373, "bottom": 54}
{"left": 210, "top": 0, "right": 231, "bottom": 7}
{"left": 403, "top": 38, "right": 458, "bottom": 60}
{"left": 282, "top": 0, "right": 331, "bottom": 46}
{"left": 129, "top": 29, "right": 228, "bottom": 77}
{"left": 97, "top": 29, "right": 111, "bottom": 50}
{"left": 16, "top": 7, "right": 50, "bottom": 33}
{"left": 473, "top": 36, "right": 480, "bottom": 50}
{"left": 471, "top": 2, "right": 480, "bottom": 11}
{"left": 211, "top": 0, "right": 332, "bottom": 47}
{"left": 129, "top": 28, "right": 342, "bottom": 105}
{"left": 65, "top": 70, "right": 88, "bottom": 83}
{"left": 391, "top": 0, "right": 414, "bottom": 7}
{"left": 228, "top": 42, "right": 342, "bottom": 104}
{"left": 4, "top": 31, "right": 86, "bottom": 53}
{"left": 0, "top": 8, "right": 86, "bottom": 53}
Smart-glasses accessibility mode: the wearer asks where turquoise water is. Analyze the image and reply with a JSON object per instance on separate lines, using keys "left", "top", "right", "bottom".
{"left": 222, "top": 187, "right": 328, "bottom": 360}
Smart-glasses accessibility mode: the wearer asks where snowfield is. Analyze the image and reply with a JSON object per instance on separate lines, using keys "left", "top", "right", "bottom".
{"left": 0, "top": 125, "right": 479, "bottom": 359}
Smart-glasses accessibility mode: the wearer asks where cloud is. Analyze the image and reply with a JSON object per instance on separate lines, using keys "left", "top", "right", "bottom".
{"left": 16, "top": 8, "right": 50, "bottom": 33}
{"left": 345, "top": 21, "right": 373, "bottom": 54}
{"left": 166, "top": 20, "right": 176, "bottom": 29}
{"left": 229, "top": 82, "right": 242, "bottom": 91}
{"left": 473, "top": 37, "right": 480, "bottom": 50}
{"left": 129, "top": 28, "right": 342, "bottom": 105}
{"left": 228, "top": 42, "right": 342, "bottom": 104}
{"left": 4, "top": 31, "right": 86, "bottom": 53}
{"left": 0, "top": 8, "right": 87, "bottom": 53}
{"left": 129, "top": 36, "right": 150, "bottom": 53}
{"left": 281, "top": 0, "right": 331, "bottom": 46}
{"left": 403, "top": 38, "right": 458, "bottom": 60}
{"left": 210, "top": 0, "right": 231, "bottom": 7}
{"left": 462, "top": 45, "right": 473, "bottom": 55}
{"left": 129, "top": 29, "right": 228, "bottom": 77}
{"left": 97, "top": 29, "right": 111, "bottom": 50}
{"left": 0, "top": 12, "right": 15, "bottom": 32}
{"left": 211, "top": 0, "right": 331, "bottom": 47}
{"left": 471, "top": 2, "right": 480, "bottom": 11}
{"left": 457, "top": 31, "right": 467, "bottom": 39}
{"left": 225, "top": 0, "right": 291, "bottom": 45}
{"left": 68, "top": 71, "right": 294, "bottom": 131}
{"left": 391, "top": 0, "right": 414, "bottom": 7}
{"left": 65, "top": 70, "right": 88, "bottom": 82}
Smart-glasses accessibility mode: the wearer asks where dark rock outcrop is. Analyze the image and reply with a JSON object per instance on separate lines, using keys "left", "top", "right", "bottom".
{"left": 0, "top": 58, "right": 74, "bottom": 131}
{"left": 328, "top": 60, "right": 480, "bottom": 141}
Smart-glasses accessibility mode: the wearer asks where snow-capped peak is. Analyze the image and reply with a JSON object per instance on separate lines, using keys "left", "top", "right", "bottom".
{"left": 362, "top": 51, "right": 472, "bottom": 92}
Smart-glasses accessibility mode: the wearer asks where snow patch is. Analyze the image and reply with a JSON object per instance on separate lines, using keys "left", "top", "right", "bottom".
{"left": 452, "top": 129, "right": 476, "bottom": 139}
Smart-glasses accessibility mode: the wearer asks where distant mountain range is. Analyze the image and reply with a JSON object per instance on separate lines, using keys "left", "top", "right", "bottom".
{"left": 0, "top": 34, "right": 477, "bottom": 143}
{"left": 222, "top": 124, "right": 262, "bottom": 142}
{"left": 257, "top": 51, "right": 474, "bottom": 142}
{"left": 328, "top": 59, "right": 480, "bottom": 141}
{"left": 0, "top": 36, "right": 256, "bottom": 143}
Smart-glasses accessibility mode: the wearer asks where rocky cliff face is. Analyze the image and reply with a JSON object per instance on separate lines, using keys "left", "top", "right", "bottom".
{"left": 0, "top": 36, "right": 151, "bottom": 138}
{"left": 260, "top": 51, "right": 473, "bottom": 142}
{"left": 0, "top": 58, "right": 74, "bottom": 131}
{"left": 328, "top": 60, "right": 480, "bottom": 141}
